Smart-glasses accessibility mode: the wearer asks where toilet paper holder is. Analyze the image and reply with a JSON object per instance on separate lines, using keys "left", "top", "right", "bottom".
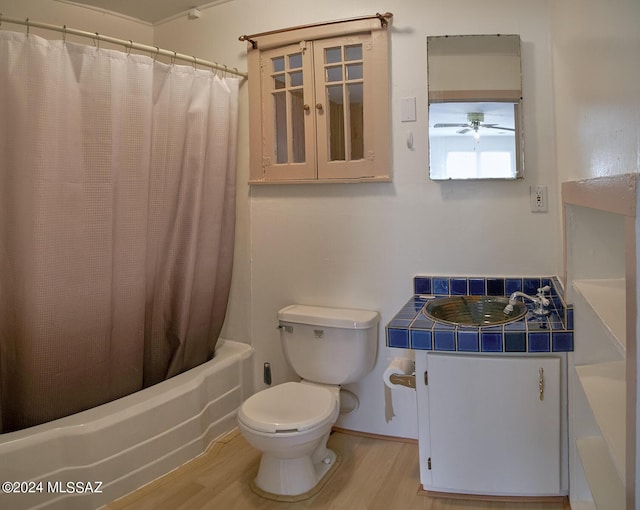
{"left": 388, "top": 373, "right": 416, "bottom": 389}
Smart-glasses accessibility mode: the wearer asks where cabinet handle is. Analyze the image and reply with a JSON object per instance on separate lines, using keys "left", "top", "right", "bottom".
{"left": 539, "top": 368, "right": 544, "bottom": 401}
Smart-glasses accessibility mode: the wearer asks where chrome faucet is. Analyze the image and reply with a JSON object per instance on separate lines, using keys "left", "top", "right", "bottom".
{"left": 503, "top": 285, "right": 551, "bottom": 316}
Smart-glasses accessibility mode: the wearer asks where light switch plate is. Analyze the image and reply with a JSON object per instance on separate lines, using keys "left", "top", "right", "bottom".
{"left": 401, "top": 97, "right": 416, "bottom": 122}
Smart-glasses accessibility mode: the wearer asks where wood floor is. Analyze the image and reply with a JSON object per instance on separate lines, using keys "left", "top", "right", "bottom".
{"left": 106, "top": 429, "right": 569, "bottom": 510}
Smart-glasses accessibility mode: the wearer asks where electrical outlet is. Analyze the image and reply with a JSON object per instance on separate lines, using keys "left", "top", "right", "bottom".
{"left": 530, "top": 185, "right": 548, "bottom": 213}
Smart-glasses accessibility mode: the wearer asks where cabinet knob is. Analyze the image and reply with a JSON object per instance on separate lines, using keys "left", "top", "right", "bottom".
{"left": 303, "top": 104, "right": 310, "bottom": 112}
{"left": 316, "top": 103, "right": 323, "bottom": 111}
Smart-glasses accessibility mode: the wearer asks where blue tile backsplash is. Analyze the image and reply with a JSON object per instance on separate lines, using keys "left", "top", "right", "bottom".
{"left": 386, "top": 275, "right": 574, "bottom": 353}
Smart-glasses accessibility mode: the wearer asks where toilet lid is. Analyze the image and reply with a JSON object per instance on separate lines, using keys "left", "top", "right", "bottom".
{"left": 238, "top": 382, "right": 337, "bottom": 433}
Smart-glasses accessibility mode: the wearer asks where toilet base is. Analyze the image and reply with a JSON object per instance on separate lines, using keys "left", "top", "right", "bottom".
{"left": 255, "top": 445, "right": 338, "bottom": 497}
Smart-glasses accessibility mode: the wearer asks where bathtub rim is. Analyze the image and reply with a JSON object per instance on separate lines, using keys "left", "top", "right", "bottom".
{"left": 0, "top": 338, "right": 253, "bottom": 449}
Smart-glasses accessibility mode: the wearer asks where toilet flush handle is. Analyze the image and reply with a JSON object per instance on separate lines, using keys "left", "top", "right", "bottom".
{"left": 277, "top": 324, "right": 293, "bottom": 333}
{"left": 264, "top": 362, "right": 272, "bottom": 386}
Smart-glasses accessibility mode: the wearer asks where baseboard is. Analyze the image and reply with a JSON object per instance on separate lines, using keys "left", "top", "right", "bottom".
{"left": 419, "top": 486, "right": 570, "bottom": 507}
{"left": 331, "top": 426, "right": 418, "bottom": 444}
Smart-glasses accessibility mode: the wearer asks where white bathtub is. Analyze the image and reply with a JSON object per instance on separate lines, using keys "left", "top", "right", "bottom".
{"left": 0, "top": 339, "right": 253, "bottom": 510}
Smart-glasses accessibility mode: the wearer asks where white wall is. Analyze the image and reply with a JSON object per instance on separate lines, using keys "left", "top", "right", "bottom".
{"left": 0, "top": 0, "right": 153, "bottom": 47}
{"left": 155, "top": 0, "right": 561, "bottom": 438}
{"left": 550, "top": 0, "right": 640, "bottom": 182}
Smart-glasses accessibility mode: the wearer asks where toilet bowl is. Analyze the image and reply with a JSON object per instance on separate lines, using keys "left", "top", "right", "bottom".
{"left": 237, "top": 304, "right": 378, "bottom": 497}
{"left": 237, "top": 381, "right": 340, "bottom": 496}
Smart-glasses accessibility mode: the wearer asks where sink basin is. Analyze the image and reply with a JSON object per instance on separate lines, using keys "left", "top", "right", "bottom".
{"left": 423, "top": 296, "right": 528, "bottom": 327}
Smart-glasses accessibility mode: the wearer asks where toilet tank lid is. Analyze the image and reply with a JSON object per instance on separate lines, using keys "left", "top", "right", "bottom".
{"left": 278, "top": 305, "right": 379, "bottom": 329}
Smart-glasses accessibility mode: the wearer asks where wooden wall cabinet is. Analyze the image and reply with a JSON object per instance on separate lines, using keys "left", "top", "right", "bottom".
{"left": 245, "top": 18, "right": 391, "bottom": 184}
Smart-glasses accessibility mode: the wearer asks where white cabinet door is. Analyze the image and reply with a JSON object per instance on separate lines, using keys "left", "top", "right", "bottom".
{"left": 427, "top": 353, "right": 561, "bottom": 495}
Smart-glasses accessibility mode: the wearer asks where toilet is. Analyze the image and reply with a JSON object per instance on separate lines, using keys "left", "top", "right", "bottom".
{"left": 237, "top": 304, "right": 379, "bottom": 497}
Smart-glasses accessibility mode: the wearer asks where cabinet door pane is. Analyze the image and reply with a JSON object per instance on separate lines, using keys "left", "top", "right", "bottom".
{"left": 274, "top": 91, "right": 287, "bottom": 164}
{"left": 348, "top": 83, "right": 363, "bottom": 160}
{"left": 325, "top": 47, "right": 342, "bottom": 64}
{"left": 273, "top": 73, "right": 285, "bottom": 89}
{"left": 290, "top": 89, "right": 306, "bottom": 163}
{"left": 346, "top": 63, "right": 362, "bottom": 80}
{"left": 345, "top": 44, "right": 363, "bottom": 61}
{"left": 272, "top": 56, "right": 285, "bottom": 72}
{"left": 327, "top": 85, "right": 345, "bottom": 161}
{"left": 326, "top": 66, "right": 342, "bottom": 82}
{"left": 289, "top": 71, "right": 303, "bottom": 87}
{"left": 288, "top": 53, "right": 302, "bottom": 69}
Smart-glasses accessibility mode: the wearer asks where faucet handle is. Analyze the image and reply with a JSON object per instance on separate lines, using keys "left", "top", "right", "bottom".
{"left": 535, "top": 285, "right": 551, "bottom": 310}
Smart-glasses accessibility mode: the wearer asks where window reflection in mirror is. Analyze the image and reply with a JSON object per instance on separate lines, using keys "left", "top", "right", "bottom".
{"left": 427, "top": 34, "right": 523, "bottom": 180}
{"left": 429, "top": 101, "right": 520, "bottom": 180}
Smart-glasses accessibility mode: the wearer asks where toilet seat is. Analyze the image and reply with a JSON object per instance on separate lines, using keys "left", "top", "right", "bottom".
{"left": 238, "top": 382, "right": 337, "bottom": 433}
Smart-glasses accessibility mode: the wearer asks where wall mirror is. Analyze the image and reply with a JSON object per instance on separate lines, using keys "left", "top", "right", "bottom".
{"left": 427, "top": 34, "right": 523, "bottom": 180}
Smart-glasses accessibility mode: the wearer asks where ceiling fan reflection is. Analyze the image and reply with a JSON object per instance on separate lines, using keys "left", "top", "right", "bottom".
{"left": 433, "top": 112, "right": 514, "bottom": 137}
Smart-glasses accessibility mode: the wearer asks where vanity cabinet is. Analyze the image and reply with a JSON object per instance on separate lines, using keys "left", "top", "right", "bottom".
{"left": 415, "top": 352, "right": 562, "bottom": 496}
{"left": 563, "top": 175, "right": 637, "bottom": 510}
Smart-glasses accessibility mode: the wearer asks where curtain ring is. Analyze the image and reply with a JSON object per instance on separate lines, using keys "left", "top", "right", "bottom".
{"left": 126, "top": 40, "right": 133, "bottom": 56}
{"left": 223, "top": 64, "right": 228, "bottom": 78}
{"left": 25, "top": 17, "right": 30, "bottom": 36}
{"left": 153, "top": 46, "right": 160, "bottom": 61}
{"left": 62, "top": 25, "right": 67, "bottom": 44}
{"left": 171, "top": 50, "right": 177, "bottom": 66}
{"left": 93, "top": 32, "right": 99, "bottom": 49}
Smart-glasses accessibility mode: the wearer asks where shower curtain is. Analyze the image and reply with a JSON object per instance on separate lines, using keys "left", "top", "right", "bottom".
{"left": 0, "top": 31, "right": 239, "bottom": 432}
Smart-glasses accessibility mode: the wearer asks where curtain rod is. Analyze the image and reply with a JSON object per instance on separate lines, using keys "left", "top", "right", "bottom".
{"left": 0, "top": 14, "right": 248, "bottom": 78}
{"left": 239, "top": 12, "right": 393, "bottom": 49}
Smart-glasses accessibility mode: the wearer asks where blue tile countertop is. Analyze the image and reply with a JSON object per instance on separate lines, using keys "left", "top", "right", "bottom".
{"left": 386, "top": 276, "right": 574, "bottom": 353}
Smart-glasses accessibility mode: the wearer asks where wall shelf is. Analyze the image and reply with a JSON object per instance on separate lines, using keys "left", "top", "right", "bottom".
{"left": 576, "top": 437, "right": 625, "bottom": 510}
{"left": 563, "top": 173, "right": 637, "bottom": 510}
{"left": 575, "top": 361, "right": 626, "bottom": 478}
{"left": 573, "top": 278, "right": 626, "bottom": 354}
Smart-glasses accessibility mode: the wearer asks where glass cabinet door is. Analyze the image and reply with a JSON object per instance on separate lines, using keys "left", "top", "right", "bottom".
{"left": 261, "top": 43, "right": 315, "bottom": 180}
{"left": 313, "top": 34, "right": 372, "bottom": 179}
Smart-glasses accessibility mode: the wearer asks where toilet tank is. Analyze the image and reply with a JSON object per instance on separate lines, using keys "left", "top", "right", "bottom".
{"left": 278, "top": 305, "right": 379, "bottom": 385}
